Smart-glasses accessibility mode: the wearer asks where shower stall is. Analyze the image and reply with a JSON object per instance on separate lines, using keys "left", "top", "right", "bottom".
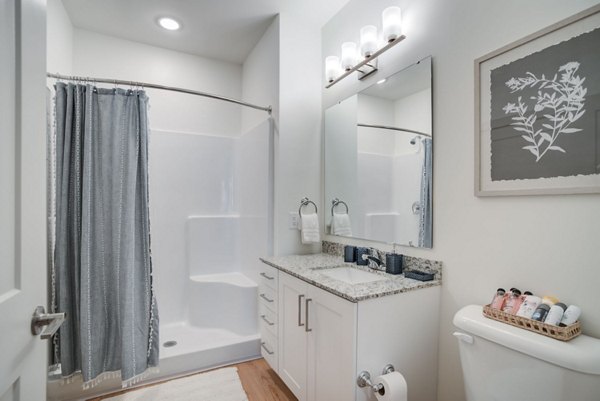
{"left": 46, "top": 78, "right": 274, "bottom": 400}
{"left": 150, "top": 120, "right": 273, "bottom": 377}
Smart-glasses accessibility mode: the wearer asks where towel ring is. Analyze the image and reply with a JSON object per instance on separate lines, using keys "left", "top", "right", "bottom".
{"left": 331, "top": 198, "right": 349, "bottom": 216}
{"left": 299, "top": 197, "right": 318, "bottom": 216}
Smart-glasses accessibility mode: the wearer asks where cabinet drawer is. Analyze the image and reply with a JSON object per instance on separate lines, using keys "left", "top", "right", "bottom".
{"left": 258, "top": 284, "right": 278, "bottom": 313}
{"left": 259, "top": 301, "right": 278, "bottom": 337}
{"left": 259, "top": 264, "right": 278, "bottom": 290}
{"left": 260, "top": 329, "right": 278, "bottom": 372}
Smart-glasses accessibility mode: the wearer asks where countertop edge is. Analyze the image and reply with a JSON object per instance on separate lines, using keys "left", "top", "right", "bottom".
{"left": 260, "top": 257, "right": 441, "bottom": 303}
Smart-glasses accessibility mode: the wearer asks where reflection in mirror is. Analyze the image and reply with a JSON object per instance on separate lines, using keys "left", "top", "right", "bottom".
{"left": 325, "top": 57, "right": 432, "bottom": 248}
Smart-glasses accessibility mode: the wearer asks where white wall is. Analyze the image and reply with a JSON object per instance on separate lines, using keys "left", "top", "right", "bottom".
{"left": 71, "top": 29, "right": 243, "bottom": 136}
{"left": 47, "top": 0, "right": 73, "bottom": 74}
{"left": 242, "top": 17, "right": 280, "bottom": 132}
{"left": 323, "top": 1, "right": 600, "bottom": 401}
{"left": 276, "top": 13, "right": 324, "bottom": 255}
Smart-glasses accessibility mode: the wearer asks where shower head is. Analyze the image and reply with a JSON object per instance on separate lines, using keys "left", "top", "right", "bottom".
{"left": 410, "top": 136, "right": 418, "bottom": 145}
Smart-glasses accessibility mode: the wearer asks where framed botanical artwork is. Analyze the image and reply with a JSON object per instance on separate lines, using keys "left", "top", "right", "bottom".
{"left": 475, "top": 5, "right": 600, "bottom": 196}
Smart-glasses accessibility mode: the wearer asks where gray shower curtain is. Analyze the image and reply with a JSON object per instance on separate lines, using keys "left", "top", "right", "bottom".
{"left": 53, "top": 83, "right": 159, "bottom": 386}
{"left": 418, "top": 138, "right": 432, "bottom": 248}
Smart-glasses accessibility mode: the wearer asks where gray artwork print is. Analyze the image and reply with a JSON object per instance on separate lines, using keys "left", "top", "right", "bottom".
{"left": 502, "top": 62, "right": 587, "bottom": 162}
{"left": 489, "top": 27, "right": 600, "bottom": 181}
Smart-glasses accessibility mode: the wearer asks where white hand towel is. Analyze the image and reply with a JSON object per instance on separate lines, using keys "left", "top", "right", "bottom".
{"left": 332, "top": 212, "right": 352, "bottom": 236}
{"left": 300, "top": 212, "right": 321, "bottom": 244}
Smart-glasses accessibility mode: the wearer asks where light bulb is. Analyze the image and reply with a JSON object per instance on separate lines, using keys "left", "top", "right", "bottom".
{"left": 360, "top": 25, "right": 378, "bottom": 58}
{"left": 158, "top": 17, "right": 181, "bottom": 31}
{"left": 325, "top": 56, "right": 341, "bottom": 83}
{"left": 382, "top": 7, "right": 402, "bottom": 42}
{"left": 341, "top": 42, "right": 358, "bottom": 71}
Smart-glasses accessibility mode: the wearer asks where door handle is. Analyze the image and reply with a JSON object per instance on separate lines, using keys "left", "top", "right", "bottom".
{"left": 31, "top": 306, "right": 65, "bottom": 340}
{"left": 298, "top": 294, "right": 305, "bottom": 327}
{"left": 305, "top": 298, "right": 312, "bottom": 332}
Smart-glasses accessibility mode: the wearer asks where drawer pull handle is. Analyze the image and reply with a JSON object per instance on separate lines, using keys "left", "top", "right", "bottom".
{"left": 305, "top": 298, "right": 312, "bottom": 332}
{"left": 261, "top": 314, "right": 275, "bottom": 326}
{"left": 260, "top": 272, "right": 275, "bottom": 280}
{"left": 298, "top": 294, "right": 305, "bottom": 327}
{"left": 261, "top": 341, "right": 274, "bottom": 355}
{"left": 260, "top": 293, "right": 274, "bottom": 303}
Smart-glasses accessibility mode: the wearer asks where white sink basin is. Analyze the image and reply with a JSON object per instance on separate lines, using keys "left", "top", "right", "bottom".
{"left": 319, "top": 267, "right": 386, "bottom": 285}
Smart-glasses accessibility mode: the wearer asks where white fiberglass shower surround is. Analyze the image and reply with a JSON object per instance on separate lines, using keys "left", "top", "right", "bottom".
{"left": 150, "top": 119, "right": 273, "bottom": 375}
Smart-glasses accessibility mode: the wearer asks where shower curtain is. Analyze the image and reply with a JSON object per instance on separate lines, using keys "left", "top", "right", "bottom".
{"left": 53, "top": 82, "right": 159, "bottom": 387}
{"left": 418, "top": 138, "right": 432, "bottom": 248}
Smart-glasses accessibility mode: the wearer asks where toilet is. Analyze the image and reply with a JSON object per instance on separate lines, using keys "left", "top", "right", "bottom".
{"left": 453, "top": 305, "right": 600, "bottom": 401}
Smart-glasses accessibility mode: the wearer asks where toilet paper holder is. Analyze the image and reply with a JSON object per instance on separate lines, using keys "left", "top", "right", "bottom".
{"left": 357, "top": 364, "right": 395, "bottom": 394}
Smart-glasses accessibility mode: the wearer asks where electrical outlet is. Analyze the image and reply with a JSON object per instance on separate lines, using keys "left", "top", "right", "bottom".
{"left": 288, "top": 212, "right": 300, "bottom": 230}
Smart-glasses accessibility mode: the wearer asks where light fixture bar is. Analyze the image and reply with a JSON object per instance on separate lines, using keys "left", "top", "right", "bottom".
{"left": 325, "top": 34, "right": 406, "bottom": 88}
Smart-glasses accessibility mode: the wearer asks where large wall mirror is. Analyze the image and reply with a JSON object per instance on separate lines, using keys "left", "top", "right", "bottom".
{"left": 324, "top": 56, "right": 432, "bottom": 248}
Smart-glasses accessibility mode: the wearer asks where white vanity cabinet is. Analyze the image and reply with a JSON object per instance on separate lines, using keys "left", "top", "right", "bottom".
{"left": 260, "top": 257, "right": 441, "bottom": 401}
{"left": 278, "top": 272, "right": 357, "bottom": 401}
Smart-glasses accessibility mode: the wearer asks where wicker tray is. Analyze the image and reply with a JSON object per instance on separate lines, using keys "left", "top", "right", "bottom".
{"left": 483, "top": 304, "right": 581, "bottom": 342}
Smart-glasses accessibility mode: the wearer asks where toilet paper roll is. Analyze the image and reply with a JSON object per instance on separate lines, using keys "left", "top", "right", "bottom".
{"left": 374, "top": 371, "right": 407, "bottom": 401}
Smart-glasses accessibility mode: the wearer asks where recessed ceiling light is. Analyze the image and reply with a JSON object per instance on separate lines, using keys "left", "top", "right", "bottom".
{"left": 377, "top": 78, "right": 387, "bottom": 85}
{"left": 158, "top": 17, "right": 181, "bottom": 31}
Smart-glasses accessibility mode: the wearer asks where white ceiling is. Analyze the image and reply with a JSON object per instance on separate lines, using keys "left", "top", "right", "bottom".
{"left": 62, "top": 0, "right": 350, "bottom": 64}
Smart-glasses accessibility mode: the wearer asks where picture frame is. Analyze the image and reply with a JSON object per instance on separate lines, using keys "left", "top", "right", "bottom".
{"left": 475, "top": 4, "right": 600, "bottom": 196}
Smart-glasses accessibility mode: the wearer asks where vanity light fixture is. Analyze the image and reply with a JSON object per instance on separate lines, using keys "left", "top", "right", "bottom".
{"left": 382, "top": 6, "right": 402, "bottom": 42}
{"left": 158, "top": 17, "right": 181, "bottom": 31}
{"left": 325, "top": 56, "right": 342, "bottom": 83}
{"left": 360, "top": 25, "right": 378, "bottom": 58}
{"left": 324, "top": 6, "right": 405, "bottom": 88}
{"left": 341, "top": 42, "right": 358, "bottom": 71}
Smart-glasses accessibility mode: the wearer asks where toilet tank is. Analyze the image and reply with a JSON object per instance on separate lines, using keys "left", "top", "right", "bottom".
{"left": 453, "top": 305, "right": 600, "bottom": 401}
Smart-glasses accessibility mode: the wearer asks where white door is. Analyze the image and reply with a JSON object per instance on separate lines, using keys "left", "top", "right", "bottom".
{"left": 0, "top": 0, "right": 49, "bottom": 400}
{"left": 278, "top": 273, "right": 308, "bottom": 401}
{"left": 307, "top": 286, "right": 357, "bottom": 401}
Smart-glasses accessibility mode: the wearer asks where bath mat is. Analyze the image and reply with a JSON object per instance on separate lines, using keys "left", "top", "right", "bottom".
{"left": 103, "top": 367, "right": 248, "bottom": 401}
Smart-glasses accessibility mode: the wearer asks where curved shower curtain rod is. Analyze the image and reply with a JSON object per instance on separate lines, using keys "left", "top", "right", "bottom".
{"left": 47, "top": 72, "right": 272, "bottom": 115}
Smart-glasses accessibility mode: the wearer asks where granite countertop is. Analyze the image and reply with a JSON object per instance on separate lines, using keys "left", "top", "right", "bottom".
{"left": 259, "top": 253, "right": 441, "bottom": 303}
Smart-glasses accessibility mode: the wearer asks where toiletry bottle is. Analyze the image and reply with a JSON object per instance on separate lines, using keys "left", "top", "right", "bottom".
{"left": 541, "top": 295, "right": 559, "bottom": 306}
{"left": 516, "top": 294, "right": 542, "bottom": 318}
{"left": 559, "top": 305, "right": 582, "bottom": 327}
{"left": 544, "top": 302, "right": 567, "bottom": 326}
{"left": 531, "top": 304, "right": 550, "bottom": 321}
{"left": 502, "top": 289, "right": 522, "bottom": 314}
{"left": 490, "top": 288, "right": 506, "bottom": 309}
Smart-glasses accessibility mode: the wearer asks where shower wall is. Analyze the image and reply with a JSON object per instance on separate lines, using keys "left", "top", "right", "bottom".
{"left": 149, "top": 124, "right": 272, "bottom": 326}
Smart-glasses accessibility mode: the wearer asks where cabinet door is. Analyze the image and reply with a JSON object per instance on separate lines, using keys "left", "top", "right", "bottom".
{"left": 278, "top": 273, "right": 308, "bottom": 401}
{"left": 307, "top": 286, "right": 357, "bottom": 401}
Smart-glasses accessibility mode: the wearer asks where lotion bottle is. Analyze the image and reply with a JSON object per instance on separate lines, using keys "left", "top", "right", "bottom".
{"left": 560, "top": 305, "right": 582, "bottom": 327}
{"left": 544, "top": 303, "right": 567, "bottom": 326}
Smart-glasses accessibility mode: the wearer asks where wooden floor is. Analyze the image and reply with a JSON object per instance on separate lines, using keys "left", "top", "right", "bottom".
{"left": 88, "top": 358, "right": 297, "bottom": 401}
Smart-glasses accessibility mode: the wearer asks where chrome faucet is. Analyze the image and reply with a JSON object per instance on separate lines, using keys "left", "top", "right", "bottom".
{"left": 361, "top": 248, "right": 385, "bottom": 271}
